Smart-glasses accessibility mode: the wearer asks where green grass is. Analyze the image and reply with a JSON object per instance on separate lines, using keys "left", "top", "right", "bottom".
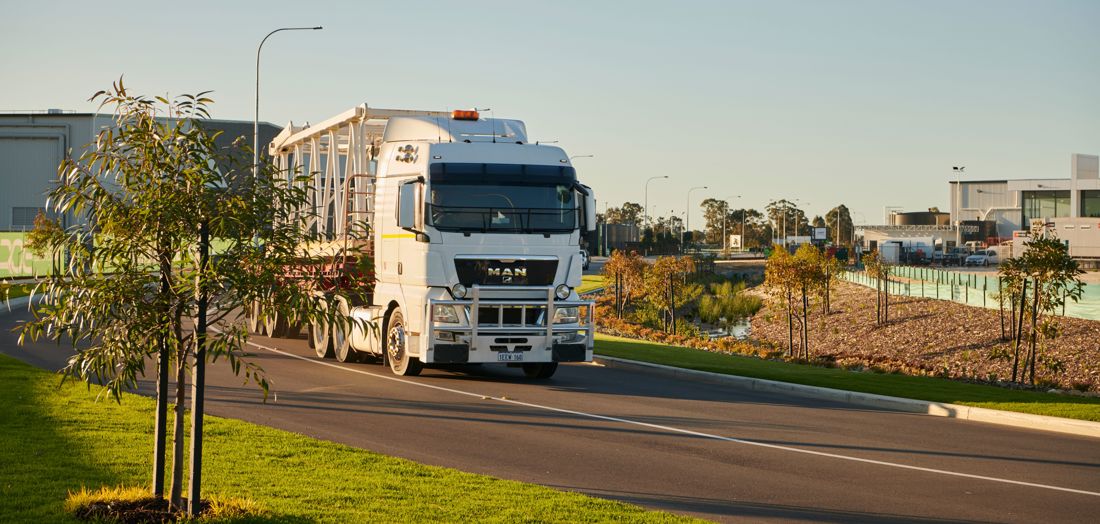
{"left": 1, "top": 282, "right": 35, "bottom": 301}
{"left": 0, "top": 354, "right": 695, "bottom": 523}
{"left": 595, "top": 333, "right": 1100, "bottom": 422}
{"left": 578, "top": 274, "right": 605, "bottom": 294}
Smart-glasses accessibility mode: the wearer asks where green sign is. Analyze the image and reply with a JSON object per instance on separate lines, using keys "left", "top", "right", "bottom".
{"left": 0, "top": 232, "right": 53, "bottom": 278}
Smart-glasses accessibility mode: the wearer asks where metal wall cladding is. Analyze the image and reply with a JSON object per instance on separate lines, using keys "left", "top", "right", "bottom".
{"left": 454, "top": 258, "right": 557, "bottom": 286}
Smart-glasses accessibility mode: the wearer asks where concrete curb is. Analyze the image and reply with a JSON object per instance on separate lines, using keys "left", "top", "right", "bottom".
{"left": 593, "top": 355, "right": 1100, "bottom": 440}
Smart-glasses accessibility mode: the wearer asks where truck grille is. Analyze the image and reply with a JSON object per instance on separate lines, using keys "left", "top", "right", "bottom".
{"left": 477, "top": 306, "right": 544, "bottom": 326}
{"left": 455, "top": 258, "right": 556, "bottom": 286}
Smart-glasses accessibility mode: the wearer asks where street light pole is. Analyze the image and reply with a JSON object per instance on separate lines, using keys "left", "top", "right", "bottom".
{"left": 644, "top": 175, "right": 669, "bottom": 232}
{"left": 255, "top": 26, "right": 323, "bottom": 178}
{"left": 684, "top": 186, "right": 708, "bottom": 252}
{"left": 953, "top": 166, "right": 965, "bottom": 251}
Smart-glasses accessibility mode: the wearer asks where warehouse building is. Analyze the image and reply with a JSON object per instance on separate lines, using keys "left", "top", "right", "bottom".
{"left": 950, "top": 153, "right": 1100, "bottom": 259}
{"left": 0, "top": 110, "right": 282, "bottom": 231}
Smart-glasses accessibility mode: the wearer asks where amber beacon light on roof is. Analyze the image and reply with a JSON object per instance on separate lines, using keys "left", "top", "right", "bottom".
{"left": 451, "top": 109, "right": 480, "bottom": 121}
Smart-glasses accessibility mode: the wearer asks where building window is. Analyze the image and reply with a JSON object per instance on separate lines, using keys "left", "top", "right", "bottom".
{"left": 1082, "top": 191, "right": 1100, "bottom": 218}
{"left": 1022, "top": 191, "right": 1070, "bottom": 225}
{"left": 11, "top": 207, "right": 45, "bottom": 227}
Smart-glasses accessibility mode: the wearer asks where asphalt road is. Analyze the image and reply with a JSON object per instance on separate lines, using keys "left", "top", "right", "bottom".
{"left": 3, "top": 309, "right": 1099, "bottom": 523}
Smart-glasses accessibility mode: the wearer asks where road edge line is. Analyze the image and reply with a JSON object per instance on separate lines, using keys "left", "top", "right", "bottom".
{"left": 592, "top": 355, "right": 1100, "bottom": 440}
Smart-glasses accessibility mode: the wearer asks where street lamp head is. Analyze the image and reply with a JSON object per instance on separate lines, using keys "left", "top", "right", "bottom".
{"left": 313, "top": 26, "right": 323, "bottom": 30}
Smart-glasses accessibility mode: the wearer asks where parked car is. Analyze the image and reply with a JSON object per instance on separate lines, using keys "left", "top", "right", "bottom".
{"left": 965, "top": 250, "right": 998, "bottom": 266}
{"left": 936, "top": 247, "right": 971, "bottom": 266}
{"left": 580, "top": 248, "right": 590, "bottom": 270}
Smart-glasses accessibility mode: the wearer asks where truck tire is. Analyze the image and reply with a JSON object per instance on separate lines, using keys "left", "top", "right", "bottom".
{"left": 522, "top": 362, "right": 558, "bottom": 379}
{"left": 332, "top": 297, "right": 357, "bottom": 363}
{"left": 264, "top": 310, "right": 288, "bottom": 338}
{"left": 386, "top": 308, "right": 422, "bottom": 376}
{"left": 310, "top": 300, "right": 334, "bottom": 359}
{"left": 246, "top": 301, "right": 264, "bottom": 335}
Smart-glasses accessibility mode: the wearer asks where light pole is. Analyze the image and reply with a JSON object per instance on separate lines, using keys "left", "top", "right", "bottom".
{"left": 255, "top": 26, "right": 323, "bottom": 177}
{"left": 644, "top": 175, "right": 669, "bottom": 231}
{"left": 953, "top": 166, "right": 965, "bottom": 250}
{"left": 683, "top": 186, "right": 708, "bottom": 251}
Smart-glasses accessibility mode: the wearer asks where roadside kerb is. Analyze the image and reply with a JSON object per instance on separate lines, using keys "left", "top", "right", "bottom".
{"left": 593, "top": 355, "right": 1100, "bottom": 440}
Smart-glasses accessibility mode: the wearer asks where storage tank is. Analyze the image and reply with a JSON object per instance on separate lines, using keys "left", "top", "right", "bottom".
{"left": 890, "top": 211, "right": 951, "bottom": 226}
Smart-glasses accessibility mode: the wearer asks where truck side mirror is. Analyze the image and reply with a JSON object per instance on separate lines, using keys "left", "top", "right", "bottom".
{"left": 398, "top": 180, "right": 419, "bottom": 230}
{"left": 584, "top": 191, "right": 597, "bottom": 233}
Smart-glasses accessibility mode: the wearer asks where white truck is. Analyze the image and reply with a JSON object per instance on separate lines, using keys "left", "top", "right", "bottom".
{"left": 253, "top": 105, "right": 596, "bottom": 379}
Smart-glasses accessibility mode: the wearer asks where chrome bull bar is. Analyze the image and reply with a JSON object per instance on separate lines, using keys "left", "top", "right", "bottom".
{"left": 428, "top": 285, "right": 594, "bottom": 351}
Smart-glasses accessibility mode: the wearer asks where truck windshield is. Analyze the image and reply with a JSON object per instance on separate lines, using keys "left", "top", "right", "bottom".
{"left": 429, "top": 182, "right": 577, "bottom": 233}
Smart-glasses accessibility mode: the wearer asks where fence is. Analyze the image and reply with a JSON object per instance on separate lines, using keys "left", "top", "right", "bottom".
{"left": 0, "top": 232, "right": 52, "bottom": 278}
{"left": 843, "top": 266, "right": 1100, "bottom": 321}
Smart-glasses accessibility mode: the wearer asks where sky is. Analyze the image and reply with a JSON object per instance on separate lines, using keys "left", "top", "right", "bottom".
{"left": 3, "top": 0, "right": 1098, "bottom": 229}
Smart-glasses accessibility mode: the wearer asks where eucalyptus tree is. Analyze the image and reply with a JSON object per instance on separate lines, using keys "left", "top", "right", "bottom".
{"left": 793, "top": 244, "right": 824, "bottom": 357}
{"left": 1014, "top": 235, "right": 1083, "bottom": 385}
{"left": 764, "top": 246, "right": 798, "bottom": 355}
{"left": 20, "top": 81, "right": 367, "bottom": 510}
{"left": 862, "top": 250, "right": 890, "bottom": 324}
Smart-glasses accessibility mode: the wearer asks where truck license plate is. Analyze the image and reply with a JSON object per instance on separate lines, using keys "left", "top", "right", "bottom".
{"left": 497, "top": 352, "right": 524, "bottom": 362}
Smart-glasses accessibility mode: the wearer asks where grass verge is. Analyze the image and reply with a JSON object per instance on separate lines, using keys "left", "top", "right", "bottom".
{"left": 2, "top": 282, "right": 35, "bottom": 301}
{"left": 594, "top": 333, "right": 1100, "bottom": 422}
{"left": 578, "top": 274, "right": 605, "bottom": 294}
{"left": 0, "top": 354, "right": 694, "bottom": 523}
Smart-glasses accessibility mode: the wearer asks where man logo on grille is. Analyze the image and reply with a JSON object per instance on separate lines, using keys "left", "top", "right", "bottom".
{"left": 487, "top": 267, "right": 526, "bottom": 283}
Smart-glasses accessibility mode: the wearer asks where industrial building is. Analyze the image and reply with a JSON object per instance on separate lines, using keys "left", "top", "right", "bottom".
{"left": 950, "top": 153, "right": 1100, "bottom": 258}
{"left": 0, "top": 110, "right": 282, "bottom": 231}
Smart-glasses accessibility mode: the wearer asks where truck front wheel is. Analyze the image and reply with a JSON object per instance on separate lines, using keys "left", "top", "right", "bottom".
{"left": 386, "top": 308, "right": 422, "bottom": 376}
{"left": 522, "top": 362, "right": 558, "bottom": 379}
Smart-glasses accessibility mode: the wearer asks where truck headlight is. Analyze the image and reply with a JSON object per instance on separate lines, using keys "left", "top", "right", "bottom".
{"left": 555, "top": 284, "right": 571, "bottom": 300}
{"left": 451, "top": 283, "right": 468, "bottom": 299}
{"left": 553, "top": 307, "right": 579, "bottom": 324}
{"left": 432, "top": 305, "right": 460, "bottom": 324}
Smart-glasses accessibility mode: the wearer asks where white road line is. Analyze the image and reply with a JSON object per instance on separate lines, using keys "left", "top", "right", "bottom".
{"left": 242, "top": 337, "right": 1100, "bottom": 498}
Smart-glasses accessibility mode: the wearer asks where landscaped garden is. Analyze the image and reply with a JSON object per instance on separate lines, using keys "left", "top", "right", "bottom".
{"left": 593, "top": 246, "right": 1100, "bottom": 422}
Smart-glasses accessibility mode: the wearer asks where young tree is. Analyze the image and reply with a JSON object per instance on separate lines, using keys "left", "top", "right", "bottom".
{"left": 818, "top": 251, "right": 842, "bottom": 315}
{"left": 793, "top": 244, "right": 824, "bottom": 357}
{"left": 862, "top": 250, "right": 891, "bottom": 324}
{"left": 642, "top": 256, "right": 697, "bottom": 333}
{"left": 1014, "top": 235, "right": 1084, "bottom": 385}
{"left": 20, "top": 82, "right": 363, "bottom": 511}
{"left": 602, "top": 250, "right": 645, "bottom": 318}
{"left": 764, "top": 246, "right": 798, "bottom": 355}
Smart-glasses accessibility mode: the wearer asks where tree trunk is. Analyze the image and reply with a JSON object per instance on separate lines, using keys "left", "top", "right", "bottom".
{"left": 1012, "top": 279, "right": 1028, "bottom": 382}
{"left": 1025, "top": 278, "right": 1034, "bottom": 385}
{"left": 884, "top": 277, "right": 889, "bottom": 323}
{"left": 153, "top": 254, "right": 172, "bottom": 499}
{"left": 998, "top": 277, "right": 1005, "bottom": 342}
{"left": 787, "top": 289, "right": 794, "bottom": 356}
{"left": 876, "top": 277, "right": 881, "bottom": 324}
{"left": 169, "top": 351, "right": 187, "bottom": 508}
{"left": 801, "top": 284, "right": 809, "bottom": 358}
{"left": 668, "top": 277, "right": 676, "bottom": 334}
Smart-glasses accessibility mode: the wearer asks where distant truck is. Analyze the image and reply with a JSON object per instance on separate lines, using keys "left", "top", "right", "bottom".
{"left": 249, "top": 106, "right": 597, "bottom": 379}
